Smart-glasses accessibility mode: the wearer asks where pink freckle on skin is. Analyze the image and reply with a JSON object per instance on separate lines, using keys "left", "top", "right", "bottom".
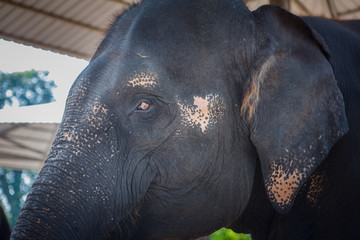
{"left": 127, "top": 71, "right": 158, "bottom": 89}
{"left": 179, "top": 94, "right": 224, "bottom": 133}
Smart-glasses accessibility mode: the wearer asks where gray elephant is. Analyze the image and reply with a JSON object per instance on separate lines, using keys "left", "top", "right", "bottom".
{"left": 11, "top": 0, "right": 360, "bottom": 239}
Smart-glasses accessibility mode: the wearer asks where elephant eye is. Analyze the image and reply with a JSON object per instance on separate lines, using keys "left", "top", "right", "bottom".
{"left": 136, "top": 101, "right": 150, "bottom": 111}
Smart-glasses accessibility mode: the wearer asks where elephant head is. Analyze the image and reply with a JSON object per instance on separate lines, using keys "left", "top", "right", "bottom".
{"left": 11, "top": 0, "right": 348, "bottom": 239}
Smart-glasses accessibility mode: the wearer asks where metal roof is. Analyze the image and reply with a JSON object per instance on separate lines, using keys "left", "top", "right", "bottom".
{"left": 0, "top": 0, "right": 132, "bottom": 59}
{"left": 250, "top": 0, "right": 360, "bottom": 19}
{"left": 0, "top": 103, "right": 63, "bottom": 170}
{"left": 1, "top": 0, "right": 360, "bottom": 60}
{"left": 0, "top": 123, "right": 58, "bottom": 170}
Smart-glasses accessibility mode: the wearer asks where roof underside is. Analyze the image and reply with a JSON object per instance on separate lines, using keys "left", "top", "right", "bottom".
{"left": 1, "top": 0, "right": 360, "bottom": 60}
{"left": 0, "top": 123, "right": 58, "bottom": 170}
{"left": 0, "top": 0, "right": 133, "bottom": 59}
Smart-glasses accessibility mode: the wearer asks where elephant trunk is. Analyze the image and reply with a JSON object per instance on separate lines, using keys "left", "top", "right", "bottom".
{"left": 11, "top": 157, "right": 113, "bottom": 239}
{"left": 11, "top": 124, "right": 154, "bottom": 239}
{"left": 11, "top": 167, "right": 95, "bottom": 239}
{"left": 11, "top": 75, "right": 155, "bottom": 239}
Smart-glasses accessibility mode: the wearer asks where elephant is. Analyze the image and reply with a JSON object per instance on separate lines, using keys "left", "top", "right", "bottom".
{"left": 11, "top": 0, "right": 360, "bottom": 239}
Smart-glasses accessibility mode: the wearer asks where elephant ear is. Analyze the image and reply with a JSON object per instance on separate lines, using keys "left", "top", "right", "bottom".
{"left": 246, "top": 5, "right": 349, "bottom": 213}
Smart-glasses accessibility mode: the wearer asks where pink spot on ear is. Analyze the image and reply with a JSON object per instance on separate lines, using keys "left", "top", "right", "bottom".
{"left": 265, "top": 164, "right": 302, "bottom": 209}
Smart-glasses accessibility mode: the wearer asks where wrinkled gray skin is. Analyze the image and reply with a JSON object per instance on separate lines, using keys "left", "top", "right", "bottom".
{"left": 11, "top": 0, "right": 359, "bottom": 239}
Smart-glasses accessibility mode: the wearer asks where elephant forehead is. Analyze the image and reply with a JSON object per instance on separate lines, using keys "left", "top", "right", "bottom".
{"left": 178, "top": 94, "right": 224, "bottom": 133}
{"left": 127, "top": 70, "right": 158, "bottom": 89}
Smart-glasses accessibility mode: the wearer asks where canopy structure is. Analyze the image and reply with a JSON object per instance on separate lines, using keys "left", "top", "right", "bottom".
{"left": 0, "top": 0, "right": 359, "bottom": 60}
{"left": 0, "top": 103, "right": 63, "bottom": 170}
{"left": 0, "top": 123, "right": 58, "bottom": 170}
{"left": 0, "top": 0, "right": 359, "bottom": 170}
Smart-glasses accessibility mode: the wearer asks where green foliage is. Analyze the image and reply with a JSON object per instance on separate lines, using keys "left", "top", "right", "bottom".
{"left": 0, "top": 70, "right": 56, "bottom": 108}
{"left": 0, "top": 169, "right": 37, "bottom": 227}
{"left": 0, "top": 70, "right": 54, "bottom": 227}
{"left": 210, "top": 228, "right": 251, "bottom": 240}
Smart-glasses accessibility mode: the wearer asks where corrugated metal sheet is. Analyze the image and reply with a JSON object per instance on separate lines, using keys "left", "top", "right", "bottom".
{"left": 0, "top": 102, "right": 63, "bottom": 170}
{"left": 0, "top": 123, "right": 58, "bottom": 170}
{"left": 0, "top": 0, "right": 129, "bottom": 59}
{"left": 0, "top": 0, "right": 360, "bottom": 60}
{"left": 248, "top": 0, "right": 360, "bottom": 19}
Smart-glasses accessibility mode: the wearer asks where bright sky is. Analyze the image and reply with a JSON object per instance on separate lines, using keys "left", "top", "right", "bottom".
{"left": 0, "top": 39, "right": 89, "bottom": 122}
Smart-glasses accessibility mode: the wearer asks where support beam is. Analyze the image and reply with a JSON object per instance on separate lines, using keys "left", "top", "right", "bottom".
{"left": 107, "top": 0, "right": 131, "bottom": 5}
{"left": 326, "top": 0, "right": 337, "bottom": 18}
{"left": 270, "top": 0, "right": 290, "bottom": 10}
{"left": 339, "top": 7, "right": 360, "bottom": 17}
